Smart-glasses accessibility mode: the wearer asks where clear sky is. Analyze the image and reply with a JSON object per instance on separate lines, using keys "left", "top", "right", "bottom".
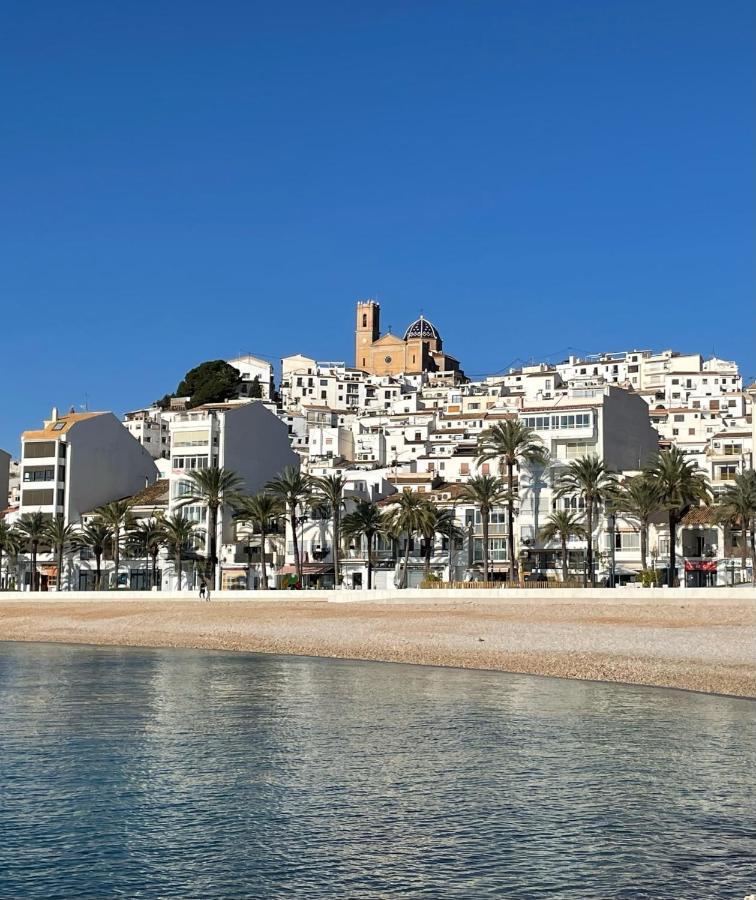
{"left": 1, "top": 0, "right": 753, "bottom": 453}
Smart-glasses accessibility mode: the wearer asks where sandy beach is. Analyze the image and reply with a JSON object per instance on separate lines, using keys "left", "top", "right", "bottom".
{"left": 1, "top": 591, "right": 754, "bottom": 697}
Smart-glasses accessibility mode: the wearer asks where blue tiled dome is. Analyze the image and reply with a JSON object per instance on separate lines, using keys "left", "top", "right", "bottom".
{"left": 404, "top": 315, "right": 440, "bottom": 341}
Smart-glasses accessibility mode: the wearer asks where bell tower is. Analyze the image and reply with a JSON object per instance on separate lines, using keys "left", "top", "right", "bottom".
{"left": 355, "top": 300, "right": 380, "bottom": 370}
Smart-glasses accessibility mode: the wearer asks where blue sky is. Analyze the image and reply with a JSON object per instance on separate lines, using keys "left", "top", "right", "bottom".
{"left": 1, "top": 0, "right": 753, "bottom": 453}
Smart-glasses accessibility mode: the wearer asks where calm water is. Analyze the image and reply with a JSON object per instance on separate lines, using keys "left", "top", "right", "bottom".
{"left": 0, "top": 644, "right": 754, "bottom": 899}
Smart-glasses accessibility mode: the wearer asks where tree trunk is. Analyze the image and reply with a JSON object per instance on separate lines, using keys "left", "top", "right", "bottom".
{"left": 482, "top": 510, "right": 490, "bottom": 583}
{"left": 424, "top": 535, "right": 432, "bottom": 576}
{"left": 290, "top": 508, "right": 301, "bottom": 581}
{"left": 367, "top": 534, "right": 374, "bottom": 589}
{"left": 740, "top": 517, "right": 747, "bottom": 570}
{"left": 260, "top": 524, "right": 268, "bottom": 590}
{"left": 586, "top": 505, "right": 594, "bottom": 587}
{"left": 561, "top": 536, "right": 568, "bottom": 582}
{"left": 402, "top": 534, "right": 411, "bottom": 588}
{"left": 507, "top": 461, "right": 516, "bottom": 584}
{"left": 0, "top": 547, "right": 4, "bottom": 590}
{"left": 151, "top": 550, "right": 159, "bottom": 590}
{"left": 57, "top": 544, "right": 63, "bottom": 591}
{"left": 175, "top": 548, "right": 182, "bottom": 591}
{"left": 668, "top": 511, "right": 677, "bottom": 587}
{"left": 209, "top": 504, "right": 219, "bottom": 591}
{"left": 332, "top": 506, "right": 340, "bottom": 589}
{"left": 31, "top": 542, "right": 38, "bottom": 591}
{"left": 113, "top": 526, "right": 120, "bottom": 590}
{"left": 750, "top": 516, "right": 756, "bottom": 586}
{"left": 640, "top": 521, "right": 648, "bottom": 571}
{"left": 95, "top": 552, "right": 102, "bottom": 591}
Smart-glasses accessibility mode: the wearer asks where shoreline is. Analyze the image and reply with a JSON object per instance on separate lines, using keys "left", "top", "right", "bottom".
{"left": 1, "top": 593, "right": 754, "bottom": 697}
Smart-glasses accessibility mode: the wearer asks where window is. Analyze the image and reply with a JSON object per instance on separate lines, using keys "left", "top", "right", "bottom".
{"left": 614, "top": 532, "right": 640, "bottom": 551}
{"left": 473, "top": 538, "right": 508, "bottom": 562}
{"left": 23, "top": 441, "right": 56, "bottom": 458}
{"left": 673, "top": 414, "right": 684, "bottom": 422}
{"left": 23, "top": 466, "right": 56, "bottom": 482}
{"left": 172, "top": 455, "right": 209, "bottom": 470}
{"left": 21, "top": 488, "right": 55, "bottom": 505}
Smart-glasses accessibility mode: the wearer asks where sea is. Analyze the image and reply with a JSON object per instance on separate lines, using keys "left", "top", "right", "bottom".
{"left": 0, "top": 642, "right": 754, "bottom": 899}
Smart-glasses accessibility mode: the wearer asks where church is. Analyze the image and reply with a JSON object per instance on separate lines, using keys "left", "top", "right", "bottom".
{"left": 354, "top": 300, "right": 464, "bottom": 378}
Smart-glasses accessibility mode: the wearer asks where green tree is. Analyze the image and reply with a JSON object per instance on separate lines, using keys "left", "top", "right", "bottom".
{"left": 609, "top": 474, "right": 661, "bottom": 571}
{"left": 233, "top": 493, "right": 284, "bottom": 590}
{"left": 716, "top": 469, "right": 756, "bottom": 580}
{"left": 161, "top": 513, "right": 201, "bottom": 591}
{"left": 315, "top": 474, "right": 348, "bottom": 588}
{"left": 266, "top": 467, "right": 313, "bottom": 583}
{"left": 644, "top": 447, "right": 711, "bottom": 587}
{"left": 341, "top": 500, "right": 385, "bottom": 590}
{"left": 418, "top": 501, "right": 465, "bottom": 577}
{"left": 476, "top": 420, "right": 544, "bottom": 583}
{"left": 73, "top": 519, "right": 112, "bottom": 590}
{"left": 248, "top": 375, "right": 263, "bottom": 399}
{"left": 555, "top": 455, "right": 618, "bottom": 587}
{"left": 129, "top": 517, "right": 167, "bottom": 590}
{"left": 177, "top": 467, "right": 244, "bottom": 589}
{"left": 539, "top": 510, "right": 588, "bottom": 582}
{"left": 460, "top": 475, "right": 507, "bottom": 582}
{"left": 43, "top": 518, "right": 76, "bottom": 591}
{"left": 386, "top": 492, "right": 429, "bottom": 588}
{"left": 176, "top": 360, "right": 242, "bottom": 408}
{"left": 94, "top": 499, "right": 135, "bottom": 589}
{"left": 15, "top": 512, "right": 48, "bottom": 591}
{"left": 0, "top": 520, "right": 22, "bottom": 590}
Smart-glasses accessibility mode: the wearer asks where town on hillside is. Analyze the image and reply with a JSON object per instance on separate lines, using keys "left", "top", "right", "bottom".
{"left": 2, "top": 300, "right": 754, "bottom": 592}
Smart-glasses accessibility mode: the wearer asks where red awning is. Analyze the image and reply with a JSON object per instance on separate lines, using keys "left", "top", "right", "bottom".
{"left": 684, "top": 560, "right": 718, "bottom": 571}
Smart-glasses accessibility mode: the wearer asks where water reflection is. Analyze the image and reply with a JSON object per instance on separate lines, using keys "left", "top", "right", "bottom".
{"left": 0, "top": 642, "right": 754, "bottom": 899}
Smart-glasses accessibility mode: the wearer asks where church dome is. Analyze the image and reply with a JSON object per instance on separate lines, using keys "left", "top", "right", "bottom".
{"left": 403, "top": 315, "right": 440, "bottom": 341}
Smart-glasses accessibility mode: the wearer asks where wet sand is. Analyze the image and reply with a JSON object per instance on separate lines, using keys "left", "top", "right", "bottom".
{"left": 0, "top": 595, "right": 754, "bottom": 697}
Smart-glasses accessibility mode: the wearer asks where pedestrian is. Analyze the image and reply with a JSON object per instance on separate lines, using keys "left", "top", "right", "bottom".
{"left": 199, "top": 580, "right": 207, "bottom": 601}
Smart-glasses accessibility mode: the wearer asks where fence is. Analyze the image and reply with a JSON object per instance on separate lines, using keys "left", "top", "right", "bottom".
{"left": 420, "top": 580, "right": 587, "bottom": 590}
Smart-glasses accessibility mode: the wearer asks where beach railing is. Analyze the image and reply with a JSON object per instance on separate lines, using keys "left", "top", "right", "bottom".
{"left": 420, "top": 580, "right": 587, "bottom": 590}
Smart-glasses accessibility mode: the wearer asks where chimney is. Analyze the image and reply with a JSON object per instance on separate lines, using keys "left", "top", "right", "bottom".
{"left": 51, "top": 406, "right": 59, "bottom": 422}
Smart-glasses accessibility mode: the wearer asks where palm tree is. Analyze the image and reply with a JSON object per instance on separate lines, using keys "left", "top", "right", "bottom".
{"left": 644, "top": 447, "right": 711, "bottom": 587}
{"left": 716, "top": 469, "right": 756, "bottom": 581}
{"left": 15, "top": 512, "right": 48, "bottom": 591}
{"left": 161, "top": 513, "right": 201, "bottom": 592}
{"left": 233, "top": 493, "right": 284, "bottom": 590}
{"left": 386, "top": 492, "right": 428, "bottom": 588}
{"left": 477, "top": 420, "right": 544, "bottom": 583}
{"left": 94, "top": 499, "right": 135, "bottom": 589}
{"left": 418, "top": 501, "right": 465, "bottom": 577}
{"left": 266, "top": 467, "right": 313, "bottom": 583}
{"left": 43, "top": 518, "right": 76, "bottom": 591}
{"left": 342, "top": 500, "right": 385, "bottom": 589}
{"left": 73, "top": 520, "right": 112, "bottom": 590}
{"left": 315, "top": 474, "right": 348, "bottom": 589}
{"left": 176, "top": 467, "right": 244, "bottom": 590}
{"left": 555, "top": 455, "right": 618, "bottom": 586}
{"left": 540, "top": 510, "right": 588, "bottom": 582}
{"left": 0, "top": 520, "right": 21, "bottom": 590}
{"left": 460, "top": 475, "right": 507, "bottom": 582}
{"left": 609, "top": 474, "right": 661, "bottom": 572}
{"left": 129, "top": 517, "right": 166, "bottom": 590}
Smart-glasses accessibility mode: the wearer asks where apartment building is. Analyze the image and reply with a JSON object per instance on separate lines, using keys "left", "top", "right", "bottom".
{"left": 227, "top": 354, "right": 275, "bottom": 400}
{"left": 168, "top": 400, "right": 298, "bottom": 589}
{"left": 19, "top": 409, "right": 158, "bottom": 526}
{"left": 123, "top": 407, "right": 171, "bottom": 459}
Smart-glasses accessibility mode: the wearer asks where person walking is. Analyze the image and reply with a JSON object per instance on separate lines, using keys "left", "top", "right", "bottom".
{"left": 199, "top": 580, "right": 207, "bottom": 601}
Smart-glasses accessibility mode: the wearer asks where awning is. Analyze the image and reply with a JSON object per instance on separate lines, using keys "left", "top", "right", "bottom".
{"left": 278, "top": 564, "right": 334, "bottom": 575}
{"left": 40, "top": 565, "right": 58, "bottom": 576}
{"left": 684, "top": 560, "right": 718, "bottom": 572}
